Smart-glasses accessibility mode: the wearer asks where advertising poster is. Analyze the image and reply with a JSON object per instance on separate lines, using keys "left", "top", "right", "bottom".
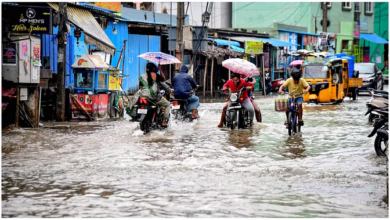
{"left": 353, "top": 21, "right": 360, "bottom": 39}
{"left": 3, "top": 43, "right": 17, "bottom": 65}
{"left": 22, "top": 42, "right": 28, "bottom": 57}
{"left": 91, "top": 94, "right": 108, "bottom": 119}
{"left": 70, "top": 94, "right": 93, "bottom": 121}
{"left": 33, "top": 45, "right": 40, "bottom": 60}
{"left": 289, "top": 33, "right": 298, "bottom": 52}
{"left": 245, "top": 41, "right": 263, "bottom": 54}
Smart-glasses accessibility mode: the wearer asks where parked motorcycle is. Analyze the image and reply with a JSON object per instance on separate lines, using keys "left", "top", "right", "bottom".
{"left": 132, "top": 90, "right": 170, "bottom": 134}
{"left": 223, "top": 87, "right": 252, "bottom": 129}
{"left": 367, "top": 104, "right": 388, "bottom": 157}
{"left": 272, "top": 78, "right": 285, "bottom": 93}
{"left": 262, "top": 71, "right": 273, "bottom": 95}
{"left": 365, "top": 88, "right": 388, "bottom": 122}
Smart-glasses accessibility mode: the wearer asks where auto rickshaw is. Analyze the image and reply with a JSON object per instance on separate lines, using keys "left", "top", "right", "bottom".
{"left": 302, "top": 57, "right": 362, "bottom": 104}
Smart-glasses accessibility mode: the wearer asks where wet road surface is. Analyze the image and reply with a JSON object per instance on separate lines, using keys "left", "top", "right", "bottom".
{"left": 2, "top": 94, "right": 388, "bottom": 217}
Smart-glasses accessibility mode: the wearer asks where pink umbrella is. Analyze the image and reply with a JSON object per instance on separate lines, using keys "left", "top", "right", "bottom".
{"left": 222, "top": 58, "right": 260, "bottom": 77}
{"left": 289, "top": 60, "right": 303, "bottom": 66}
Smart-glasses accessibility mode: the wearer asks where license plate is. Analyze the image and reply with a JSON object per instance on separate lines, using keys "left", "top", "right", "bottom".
{"left": 172, "top": 105, "right": 180, "bottom": 110}
{"left": 137, "top": 109, "right": 148, "bottom": 114}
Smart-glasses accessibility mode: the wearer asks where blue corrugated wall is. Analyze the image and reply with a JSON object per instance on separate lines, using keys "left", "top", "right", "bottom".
{"left": 124, "top": 34, "right": 161, "bottom": 94}
{"left": 42, "top": 26, "right": 75, "bottom": 88}
{"left": 42, "top": 21, "right": 161, "bottom": 94}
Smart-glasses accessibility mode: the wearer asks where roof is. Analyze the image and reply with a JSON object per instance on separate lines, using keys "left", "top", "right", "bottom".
{"left": 360, "top": 33, "right": 388, "bottom": 44}
{"left": 48, "top": 3, "right": 116, "bottom": 55}
{"left": 257, "top": 37, "right": 299, "bottom": 47}
{"left": 278, "top": 29, "right": 319, "bottom": 36}
{"left": 208, "top": 38, "right": 240, "bottom": 47}
{"left": 120, "top": 7, "right": 177, "bottom": 26}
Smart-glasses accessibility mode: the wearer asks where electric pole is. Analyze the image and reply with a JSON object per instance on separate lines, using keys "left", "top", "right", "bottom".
{"left": 176, "top": 2, "right": 185, "bottom": 72}
{"left": 322, "top": 2, "right": 328, "bottom": 52}
{"left": 56, "top": 2, "right": 67, "bottom": 121}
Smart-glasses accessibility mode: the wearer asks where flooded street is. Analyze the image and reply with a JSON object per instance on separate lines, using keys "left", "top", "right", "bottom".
{"left": 2, "top": 94, "right": 388, "bottom": 217}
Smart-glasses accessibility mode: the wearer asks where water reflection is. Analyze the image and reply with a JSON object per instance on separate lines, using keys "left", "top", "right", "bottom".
{"left": 278, "top": 135, "right": 307, "bottom": 159}
{"left": 226, "top": 129, "right": 257, "bottom": 149}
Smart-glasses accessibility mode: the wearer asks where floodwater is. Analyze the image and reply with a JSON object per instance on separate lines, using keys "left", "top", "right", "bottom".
{"left": 2, "top": 95, "right": 388, "bottom": 217}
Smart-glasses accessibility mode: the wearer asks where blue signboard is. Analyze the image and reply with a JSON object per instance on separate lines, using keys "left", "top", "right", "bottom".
{"left": 361, "top": 18, "right": 368, "bottom": 31}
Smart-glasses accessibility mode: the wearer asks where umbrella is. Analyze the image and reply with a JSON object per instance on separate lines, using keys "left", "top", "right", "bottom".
{"left": 138, "top": 52, "right": 181, "bottom": 65}
{"left": 289, "top": 60, "right": 303, "bottom": 66}
{"left": 222, "top": 58, "right": 260, "bottom": 77}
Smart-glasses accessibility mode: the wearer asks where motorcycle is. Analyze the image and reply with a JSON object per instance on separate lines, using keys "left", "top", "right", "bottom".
{"left": 272, "top": 78, "right": 285, "bottom": 92}
{"left": 367, "top": 104, "right": 388, "bottom": 157}
{"left": 262, "top": 71, "right": 273, "bottom": 95}
{"left": 132, "top": 90, "right": 170, "bottom": 134}
{"left": 365, "top": 88, "right": 388, "bottom": 122}
{"left": 170, "top": 89, "right": 199, "bottom": 122}
{"left": 223, "top": 87, "right": 252, "bottom": 129}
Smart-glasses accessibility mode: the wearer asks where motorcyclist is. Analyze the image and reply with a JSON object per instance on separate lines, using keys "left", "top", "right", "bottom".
{"left": 217, "top": 73, "right": 256, "bottom": 128}
{"left": 240, "top": 74, "right": 261, "bottom": 122}
{"left": 172, "top": 65, "right": 200, "bottom": 119}
{"left": 127, "top": 62, "right": 172, "bottom": 127}
{"left": 278, "top": 67, "right": 310, "bottom": 126}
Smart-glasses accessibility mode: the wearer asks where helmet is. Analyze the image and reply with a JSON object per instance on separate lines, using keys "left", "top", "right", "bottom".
{"left": 291, "top": 68, "right": 301, "bottom": 81}
{"left": 146, "top": 63, "right": 158, "bottom": 73}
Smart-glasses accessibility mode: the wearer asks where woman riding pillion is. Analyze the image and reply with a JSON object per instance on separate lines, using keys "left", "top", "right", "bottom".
{"left": 278, "top": 68, "right": 310, "bottom": 126}
{"left": 127, "top": 63, "right": 172, "bottom": 127}
{"left": 217, "top": 73, "right": 256, "bottom": 128}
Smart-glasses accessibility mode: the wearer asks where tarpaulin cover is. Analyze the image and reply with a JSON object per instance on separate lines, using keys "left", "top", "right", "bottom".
{"left": 360, "top": 33, "right": 388, "bottom": 44}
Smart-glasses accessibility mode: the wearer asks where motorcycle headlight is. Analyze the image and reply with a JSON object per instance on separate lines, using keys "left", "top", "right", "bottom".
{"left": 230, "top": 94, "right": 238, "bottom": 102}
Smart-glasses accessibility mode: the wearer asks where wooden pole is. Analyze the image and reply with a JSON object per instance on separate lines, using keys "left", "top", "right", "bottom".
{"left": 210, "top": 41, "right": 215, "bottom": 97}
{"left": 15, "top": 87, "right": 19, "bottom": 128}
{"left": 203, "top": 58, "right": 208, "bottom": 98}
{"left": 228, "top": 39, "right": 231, "bottom": 80}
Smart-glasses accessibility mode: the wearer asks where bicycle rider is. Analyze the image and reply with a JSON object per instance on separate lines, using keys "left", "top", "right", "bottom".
{"left": 278, "top": 68, "right": 311, "bottom": 126}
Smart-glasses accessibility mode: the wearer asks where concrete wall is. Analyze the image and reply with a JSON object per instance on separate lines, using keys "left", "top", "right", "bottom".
{"left": 154, "top": 2, "right": 231, "bottom": 28}
{"left": 232, "top": 2, "right": 375, "bottom": 35}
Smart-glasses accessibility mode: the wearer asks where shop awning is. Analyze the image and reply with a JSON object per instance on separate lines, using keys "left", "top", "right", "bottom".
{"left": 208, "top": 38, "right": 240, "bottom": 47}
{"left": 257, "top": 38, "right": 299, "bottom": 47}
{"left": 230, "top": 45, "right": 245, "bottom": 52}
{"left": 360, "top": 33, "right": 388, "bottom": 44}
{"left": 278, "top": 29, "right": 319, "bottom": 36}
{"left": 48, "top": 3, "right": 116, "bottom": 55}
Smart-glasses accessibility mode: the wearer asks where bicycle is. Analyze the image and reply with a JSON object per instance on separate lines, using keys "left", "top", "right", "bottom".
{"left": 286, "top": 92, "right": 303, "bottom": 136}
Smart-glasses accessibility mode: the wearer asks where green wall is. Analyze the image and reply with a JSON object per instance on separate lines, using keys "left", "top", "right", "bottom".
{"left": 364, "top": 2, "right": 388, "bottom": 69}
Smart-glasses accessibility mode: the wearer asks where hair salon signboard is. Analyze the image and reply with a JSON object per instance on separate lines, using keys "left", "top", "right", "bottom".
{"left": 2, "top": 5, "right": 52, "bottom": 35}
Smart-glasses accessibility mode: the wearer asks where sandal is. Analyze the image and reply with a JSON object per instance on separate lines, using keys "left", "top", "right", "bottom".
{"left": 284, "top": 121, "right": 288, "bottom": 126}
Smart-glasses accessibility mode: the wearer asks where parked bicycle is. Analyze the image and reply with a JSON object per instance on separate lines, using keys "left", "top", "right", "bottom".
{"left": 285, "top": 92, "right": 303, "bottom": 136}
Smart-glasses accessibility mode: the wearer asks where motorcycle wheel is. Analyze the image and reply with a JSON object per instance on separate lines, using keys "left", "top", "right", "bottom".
{"left": 288, "top": 112, "right": 293, "bottom": 136}
{"left": 231, "top": 111, "right": 237, "bottom": 130}
{"left": 374, "top": 133, "right": 388, "bottom": 157}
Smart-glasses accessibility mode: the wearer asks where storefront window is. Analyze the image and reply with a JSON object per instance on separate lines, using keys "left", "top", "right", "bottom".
{"left": 98, "top": 74, "right": 107, "bottom": 88}
{"left": 75, "top": 71, "right": 93, "bottom": 88}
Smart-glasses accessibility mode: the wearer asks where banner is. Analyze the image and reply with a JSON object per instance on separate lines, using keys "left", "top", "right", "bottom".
{"left": 245, "top": 41, "right": 263, "bottom": 54}
{"left": 2, "top": 5, "right": 52, "bottom": 35}
{"left": 3, "top": 43, "right": 17, "bottom": 65}
{"left": 353, "top": 21, "right": 360, "bottom": 39}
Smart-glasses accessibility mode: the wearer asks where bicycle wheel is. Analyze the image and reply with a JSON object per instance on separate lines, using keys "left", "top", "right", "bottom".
{"left": 374, "top": 133, "right": 388, "bottom": 157}
{"left": 293, "top": 114, "right": 298, "bottom": 133}
{"left": 296, "top": 114, "right": 301, "bottom": 133}
{"left": 288, "top": 112, "right": 293, "bottom": 136}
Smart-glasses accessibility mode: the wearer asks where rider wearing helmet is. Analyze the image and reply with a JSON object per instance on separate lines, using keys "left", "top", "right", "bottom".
{"left": 278, "top": 67, "right": 310, "bottom": 126}
{"left": 127, "top": 62, "right": 172, "bottom": 127}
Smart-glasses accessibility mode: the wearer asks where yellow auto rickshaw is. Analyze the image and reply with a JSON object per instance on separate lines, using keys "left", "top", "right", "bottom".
{"left": 302, "top": 57, "right": 362, "bottom": 104}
